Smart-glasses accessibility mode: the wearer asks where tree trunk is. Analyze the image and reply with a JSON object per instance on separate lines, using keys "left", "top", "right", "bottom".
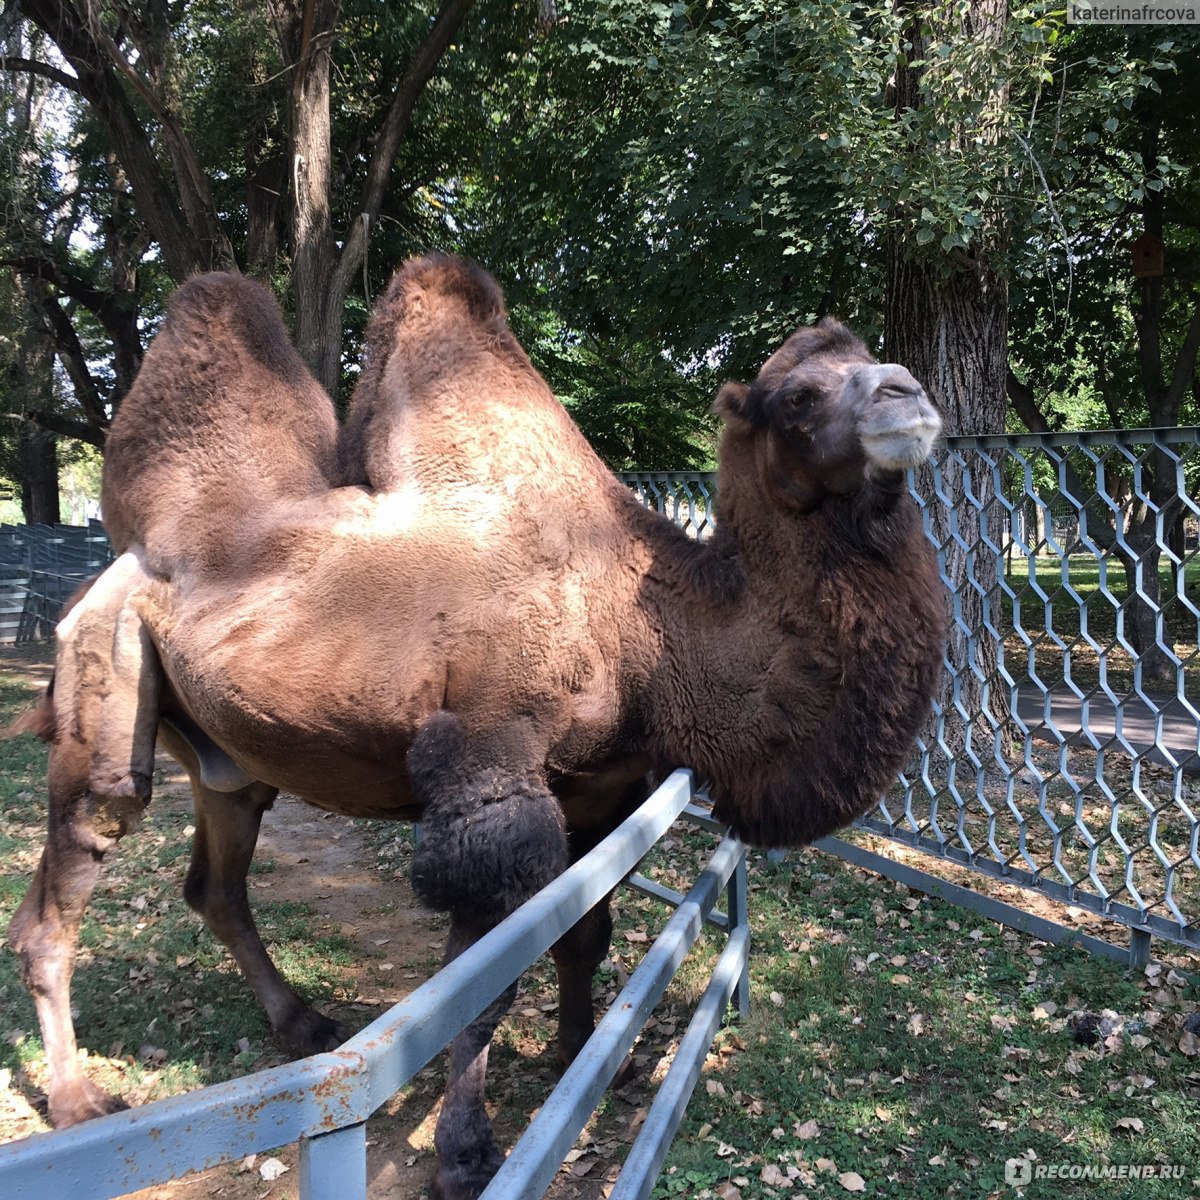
{"left": 887, "top": 0, "right": 1011, "bottom": 755}
{"left": 17, "top": 423, "right": 59, "bottom": 525}
{"left": 272, "top": 0, "right": 477, "bottom": 396}
{"left": 886, "top": 254, "right": 1009, "bottom": 723}
{"left": 278, "top": 0, "right": 344, "bottom": 395}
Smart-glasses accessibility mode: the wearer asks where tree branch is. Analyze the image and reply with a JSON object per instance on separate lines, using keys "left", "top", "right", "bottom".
{"left": 335, "top": 0, "right": 475, "bottom": 292}
{"left": 1006, "top": 367, "right": 1119, "bottom": 553}
{"left": 1006, "top": 366, "right": 1056, "bottom": 433}
{"left": 29, "top": 294, "right": 110, "bottom": 429}
{"left": 6, "top": 409, "right": 107, "bottom": 448}
{"left": 0, "top": 55, "right": 85, "bottom": 95}
{"left": 1164, "top": 304, "right": 1200, "bottom": 417}
{"left": 21, "top": 0, "right": 229, "bottom": 278}
{"left": 0, "top": 252, "right": 123, "bottom": 330}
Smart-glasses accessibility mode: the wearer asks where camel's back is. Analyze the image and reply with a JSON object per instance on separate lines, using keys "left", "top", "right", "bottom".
{"left": 102, "top": 273, "right": 339, "bottom": 571}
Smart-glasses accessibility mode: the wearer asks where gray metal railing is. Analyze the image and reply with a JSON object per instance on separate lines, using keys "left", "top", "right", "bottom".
{"left": 624, "top": 427, "right": 1200, "bottom": 958}
{"left": 0, "top": 772, "right": 750, "bottom": 1200}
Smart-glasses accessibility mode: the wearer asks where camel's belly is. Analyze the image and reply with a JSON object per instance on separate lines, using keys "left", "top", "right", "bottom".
{"left": 148, "top": 593, "right": 440, "bottom": 813}
{"left": 138, "top": 519, "right": 644, "bottom": 819}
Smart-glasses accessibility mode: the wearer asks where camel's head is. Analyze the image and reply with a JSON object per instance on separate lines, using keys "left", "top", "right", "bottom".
{"left": 713, "top": 318, "right": 941, "bottom": 510}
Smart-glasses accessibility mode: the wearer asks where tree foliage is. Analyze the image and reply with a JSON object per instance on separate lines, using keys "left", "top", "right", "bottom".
{"left": 0, "top": 2, "right": 1197, "bottom": 504}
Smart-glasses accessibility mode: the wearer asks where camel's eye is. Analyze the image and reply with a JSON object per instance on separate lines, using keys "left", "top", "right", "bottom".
{"left": 778, "top": 387, "right": 813, "bottom": 410}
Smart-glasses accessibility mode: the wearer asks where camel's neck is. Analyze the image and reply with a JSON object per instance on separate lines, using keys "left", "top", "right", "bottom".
{"left": 635, "top": 438, "right": 945, "bottom": 850}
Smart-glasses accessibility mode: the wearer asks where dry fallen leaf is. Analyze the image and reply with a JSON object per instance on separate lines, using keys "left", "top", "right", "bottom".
{"left": 1178, "top": 1031, "right": 1200, "bottom": 1057}
{"left": 1115, "top": 1116, "right": 1145, "bottom": 1134}
{"left": 770, "top": 991, "right": 785, "bottom": 1008}
{"left": 839, "top": 1170, "right": 867, "bottom": 1191}
{"left": 907, "top": 1013, "right": 925, "bottom": 1037}
{"left": 794, "top": 1118, "right": 820, "bottom": 1140}
{"left": 761, "top": 1164, "right": 793, "bottom": 1188}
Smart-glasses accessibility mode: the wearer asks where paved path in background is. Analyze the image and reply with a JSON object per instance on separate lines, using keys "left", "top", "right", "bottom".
{"left": 1015, "top": 683, "right": 1200, "bottom": 774}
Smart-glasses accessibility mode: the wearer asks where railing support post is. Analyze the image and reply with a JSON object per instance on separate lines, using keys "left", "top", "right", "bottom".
{"left": 726, "top": 846, "right": 751, "bottom": 1017}
{"left": 1128, "top": 928, "right": 1153, "bottom": 970}
{"left": 299, "top": 1121, "right": 368, "bottom": 1200}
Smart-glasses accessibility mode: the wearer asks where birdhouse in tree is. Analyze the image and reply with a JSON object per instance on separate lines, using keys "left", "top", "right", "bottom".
{"left": 1132, "top": 232, "right": 1165, "bottom": 279}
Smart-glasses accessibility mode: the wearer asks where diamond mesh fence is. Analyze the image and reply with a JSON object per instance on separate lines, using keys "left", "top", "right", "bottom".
{"left": 623, "top": 427, "right": 1200, "bottom": 950}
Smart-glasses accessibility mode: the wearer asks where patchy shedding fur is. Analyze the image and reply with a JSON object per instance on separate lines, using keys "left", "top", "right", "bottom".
{"left": 11, "top": 255, "right": 945, "bottom": 1199}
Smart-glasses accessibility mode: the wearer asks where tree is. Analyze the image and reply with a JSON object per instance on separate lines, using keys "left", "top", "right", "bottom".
{"left": 0, "top": 0, "right": 491, "bottom": 434}
{"left": 1006, "top": 26, "right": 1200, "bottom": 682}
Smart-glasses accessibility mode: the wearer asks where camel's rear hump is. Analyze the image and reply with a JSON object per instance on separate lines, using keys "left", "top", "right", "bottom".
{"left": 101, "top": 273, "right": 339, "bottom": 565}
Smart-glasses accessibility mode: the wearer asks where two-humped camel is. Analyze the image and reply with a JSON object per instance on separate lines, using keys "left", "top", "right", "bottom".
{"left": 9, "top": 255, "right": 945, "bottom": 1200}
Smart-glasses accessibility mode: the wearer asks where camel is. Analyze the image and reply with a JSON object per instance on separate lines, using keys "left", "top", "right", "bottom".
{"left": 8, "top": 255, "right": 946, "bottom": 1200}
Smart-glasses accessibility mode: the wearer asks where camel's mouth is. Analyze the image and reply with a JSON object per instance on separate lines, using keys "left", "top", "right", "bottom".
{"left": 858, "top": 388, "right": 942, "bottom": 472}
{"left": 860, "top": 422, "right": 941, "bottom": 471}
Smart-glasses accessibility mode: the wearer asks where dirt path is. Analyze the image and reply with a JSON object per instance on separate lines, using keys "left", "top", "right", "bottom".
{"left": 124, "top": 796, "right": 640, "bottom": 1200}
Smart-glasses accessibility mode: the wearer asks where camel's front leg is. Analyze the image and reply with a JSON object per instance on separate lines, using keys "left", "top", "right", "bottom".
{"left": 8, "top": 553, "right": 160, "bottom": 1126}
{"left": 406, "top": 711, "right": 570, "bottom": 1200}
{"left": 551, "top": 778, "right": 649, "bottom": 1076}
{"left": 430, "top": 916, "right": 519, "bottom": 1200}
{"left": 551, "top": 895, "right": 615, "bottom": 1071}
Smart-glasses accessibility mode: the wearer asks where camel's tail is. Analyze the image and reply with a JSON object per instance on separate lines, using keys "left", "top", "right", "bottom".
{"left": 3, "top": 674, "right": 56, "bottom": 743}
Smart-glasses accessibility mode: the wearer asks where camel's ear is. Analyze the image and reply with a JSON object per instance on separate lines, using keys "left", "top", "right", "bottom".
{"left": 712, "top": 381, "right": 751, "bottom": 425}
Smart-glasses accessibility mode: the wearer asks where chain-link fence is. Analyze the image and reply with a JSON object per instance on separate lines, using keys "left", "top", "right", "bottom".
{"left": 624, "top": 427, "right": 1200, "bottom": 955}
{"left": 0, "top": 521, "right": 113, "bottom": 644}
{"left": 8, "top": 439, "right": 1199, "bottom": 952}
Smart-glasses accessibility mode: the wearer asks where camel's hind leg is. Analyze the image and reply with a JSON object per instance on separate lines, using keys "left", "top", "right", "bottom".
{"left": 9, "top": 735, "right": 137, "bottom": 1125}
{"left": 159, "top": 725, "right": 343, "bottom": 1056}
{"left": 8, "top": 553, "right": 161, "bottom": 1127}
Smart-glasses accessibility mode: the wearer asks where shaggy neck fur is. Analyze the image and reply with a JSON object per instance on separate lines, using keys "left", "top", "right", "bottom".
{"left": 636, "top": 421, "right": 945, "bottom": 849}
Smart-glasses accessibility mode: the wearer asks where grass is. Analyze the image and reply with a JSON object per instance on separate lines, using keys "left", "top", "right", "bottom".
{"left": 636, "top": 837, "right": 1200, "bottom": 1200}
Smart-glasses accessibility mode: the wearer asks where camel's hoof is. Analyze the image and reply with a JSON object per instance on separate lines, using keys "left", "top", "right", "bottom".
{"left": 277, "top": 1008, "right": 344, "bottom": 1057}
{"left": 556, "top": 1042, "right": 637, "bottom": 1089}
{"left": 49, "top": 1077, "right": 130, "bottom": 1128}
{"left": 430, "top": 1141, "right": 505, "bottom": 1200}
{"left": 610, "top": 1050, "right": 639, "bottom": 1089}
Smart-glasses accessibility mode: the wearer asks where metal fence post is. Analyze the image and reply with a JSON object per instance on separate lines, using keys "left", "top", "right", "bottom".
{"left": 299, "top": 1122, "right": 368, "bottom": 1200}
{"left": 1128, "top": 928, "right": 1153, "bottom": 970}
{"left": 725, "top": 846, "right": 751, "bottom": 1017}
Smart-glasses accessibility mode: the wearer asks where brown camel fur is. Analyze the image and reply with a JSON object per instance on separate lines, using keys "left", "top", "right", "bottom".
{"left": 8, "top": 255, "right": 945, "bottom": 1200}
